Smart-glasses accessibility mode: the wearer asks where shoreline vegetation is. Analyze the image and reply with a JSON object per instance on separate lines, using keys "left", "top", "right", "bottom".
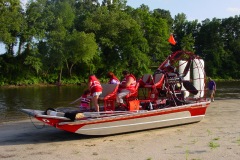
{"left": 0, "top": 83, "right": 87, "bottom": 88}
{"left": 1, "top": 1, "right": 240, "bottom": 89}
{"left": 0, "top": 79, "right": 239, "bottom": 88}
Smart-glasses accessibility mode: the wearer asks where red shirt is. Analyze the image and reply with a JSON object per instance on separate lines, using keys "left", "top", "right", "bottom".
{"left": 89, "top": 75, "right": 102, "bottom": 95}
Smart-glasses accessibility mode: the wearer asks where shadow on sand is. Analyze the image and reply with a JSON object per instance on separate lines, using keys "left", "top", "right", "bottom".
{"left": 0, "top": 121, "right": 101, "bottom": 146}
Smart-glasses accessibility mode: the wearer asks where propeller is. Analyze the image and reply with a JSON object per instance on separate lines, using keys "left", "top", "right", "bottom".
{"left": 182, "top": 81, "right": 198, "bottom": 95}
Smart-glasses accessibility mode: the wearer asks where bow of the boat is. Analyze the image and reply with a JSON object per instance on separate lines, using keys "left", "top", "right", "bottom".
{"left": 20, "top": 108, "right": 44, "bottom": 117}
{"left": 20, "top": 108, "right": 72, "bottom": 128}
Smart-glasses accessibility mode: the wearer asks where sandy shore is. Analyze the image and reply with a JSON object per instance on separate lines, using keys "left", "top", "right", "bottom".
{"left": 0, "top": 99, "right": 240, "bottom": 160}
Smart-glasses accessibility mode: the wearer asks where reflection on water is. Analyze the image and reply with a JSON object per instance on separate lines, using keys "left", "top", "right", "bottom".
{"left": 0, "top": 85, "right": 87, "bottom": 123}
{"left": 0, "top": 81, "right": 240, "bottom": 123}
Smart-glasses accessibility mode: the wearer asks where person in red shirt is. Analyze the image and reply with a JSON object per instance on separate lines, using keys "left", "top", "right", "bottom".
{"left": 107, "top": 72, "right": 120, "bottom": 84}
{"left": 117, "top": 70, "right": 136, "bottom": 107}
{"left": 89, "top": 74, "right": 102, "bottom": 112}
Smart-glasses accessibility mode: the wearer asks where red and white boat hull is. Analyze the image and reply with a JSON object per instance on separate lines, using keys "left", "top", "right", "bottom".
{"left": 21, "top": 101, "right": 210, "bottom": 136}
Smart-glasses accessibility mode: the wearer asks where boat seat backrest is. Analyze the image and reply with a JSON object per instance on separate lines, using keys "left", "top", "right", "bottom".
{"left": 142, "top": 74, "right": 151, "bottom": 83}
{"left": 153, "top": 73, "right": 164, "bottom": 84}
{"left": 99, "top": 84, "right": 118, "bottom": 98}
{"left": 139, "top": 74, "right": 152, "bottom": 87}
{"left": 148, "top": 73, "right": 165, "bottom": 89}
{"left": 125, "top": 82, "right": 140, "bottom": 98}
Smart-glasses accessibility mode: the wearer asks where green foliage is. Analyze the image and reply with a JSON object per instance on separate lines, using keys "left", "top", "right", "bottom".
{"left": 209, "top": 141, "right": 220, "bottom": 149}
{"left": 66, "top": 31, "right": 98, "bottom": 63}
{"left": 0, "top": 0, "right": 24, "bottom": 54}
{"left": 237, "top": 138, "right": 240, "bottom": 146}
{"left": 44, "top": 74, "right": 59, "bottom": 84}
{"left": 61, "top": 76, "right": 83, "bottom": 84}
{"left": 9, "top": 75, "right": 41, "bottom": 86}
{"left": 181, "top": 33, "right": 195, "bottom": 52}
{"left": 65, "top": 30, "right": 98, "bottom": 77}
{"left": 24, "top": 55, "right": 43, "bottom": 74}
{"left": 0, "top": 0, "right": 240, "bottom": 85}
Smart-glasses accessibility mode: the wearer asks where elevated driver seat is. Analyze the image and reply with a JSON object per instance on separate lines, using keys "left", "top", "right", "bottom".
{"left": 98, "top": 84, "right": 119, "bottom": 111}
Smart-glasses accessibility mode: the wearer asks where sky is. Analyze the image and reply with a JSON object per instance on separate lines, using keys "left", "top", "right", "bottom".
{"left": 127, "top": 0, "right": 240, "bottom": 21}
{"left": 1, "top": 0, "right": 240, "bottom": 54}
{"left": 18, "top": 0, "right": 240, "bottom": 21}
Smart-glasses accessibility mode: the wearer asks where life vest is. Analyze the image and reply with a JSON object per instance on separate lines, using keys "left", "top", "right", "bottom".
{"left": 108, "top": 75, "right": 120, "bottom": 84}
{"left": 120, "top": 74, "right": 136, "bottom": 92}
{"left": 80, "top": 94, "right": 91, "bottom": 108}
{"left": 89, "top": 75, "right": 102, "bottom": 95}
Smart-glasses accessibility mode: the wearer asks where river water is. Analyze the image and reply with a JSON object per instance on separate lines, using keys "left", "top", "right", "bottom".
{"left": 0, "top": 82, "right": 240, "bottom": 123}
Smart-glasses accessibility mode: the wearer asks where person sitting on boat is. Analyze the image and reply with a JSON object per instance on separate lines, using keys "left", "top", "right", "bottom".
{"left": 107, "top": 71, "right": 120, "bottom": 84}
{"left": 89, "top": 74, "right": 102, "bottom": 112}
{"left": 70, "top": 89, "right": 91, "bottom": 112}
{"left": 116, "top": 70, "right": 136, "bottom": 108}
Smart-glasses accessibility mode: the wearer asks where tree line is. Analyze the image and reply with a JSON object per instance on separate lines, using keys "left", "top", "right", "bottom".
{"left": 0, "top": 0, "right": 240, "bottom": 86}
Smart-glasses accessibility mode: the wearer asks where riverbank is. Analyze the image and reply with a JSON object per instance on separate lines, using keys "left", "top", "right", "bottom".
{"left": 1, "top": 79, "right": 240, "bottom": 88}
{"left": 0, "top": 99, "right": 240, "bottom": 160}
{"left": 0, "top": 83, "right": 87, "bottom": 88}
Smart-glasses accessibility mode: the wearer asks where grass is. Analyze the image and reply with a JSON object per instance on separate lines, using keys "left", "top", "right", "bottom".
{"left": 237, "top": 138, "right": 240, "bottom": 146}
{"left": 209, "top": 141, "right": 220, "bottom": 149}
{"left": 207, "top": 129, "right": 212, "bottom": 136}
{"left": 185, "top": 149, "right": 189, "bottom": 160}
{"left": 208, "top": 136, "right": 220, "bottom": 149}
{"left": 213, "top": 137, "right": 220, "bottom": 141}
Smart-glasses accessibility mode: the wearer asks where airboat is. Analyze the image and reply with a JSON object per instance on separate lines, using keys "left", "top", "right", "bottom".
{"left": 21, "top": 50, "right": 211, "bottom": 136}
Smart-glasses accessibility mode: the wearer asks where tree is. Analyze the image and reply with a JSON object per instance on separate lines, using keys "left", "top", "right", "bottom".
{"left": 0, "top": 0, "right": 24, "bottom": 54}
{"left": 22, "top": 0, "right": 50, "bottom": 55}
{"left": 196, "top": 18, "right": 225, "bottom": 77}
{"left": 153, "top": 8, "right": 173, "bottom": 27}
{"left": 65, "top": 31, "right": 98, "bottom": 77}
{"left": 44, "top": 0, "right": 75, "bottom": 84}
{"left": 172, "top": 13, "right": 188, "bottom": 51}
{"left": 222, "top": 16, "right": 240, "bottom": 78}
{"left": 24, "top": 54, "right": 43, "bottom": 75}
{"left": 129, "top": 5, "right": 172, "bottom": 67}
{"left": 181, "top": 33, "right": 195, "bottom": 52}
{"left": 83, "top": 6, "right": 150, "bottom": 77}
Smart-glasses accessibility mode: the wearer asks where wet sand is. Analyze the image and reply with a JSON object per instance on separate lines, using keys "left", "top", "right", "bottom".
{"left": 0, "top": 99, "right": 240, "bottom": 160}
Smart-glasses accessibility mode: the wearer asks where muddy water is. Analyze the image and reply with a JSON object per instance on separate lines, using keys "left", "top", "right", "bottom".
{"left": 0, "top": 81, "right": 239, "bottom": 123}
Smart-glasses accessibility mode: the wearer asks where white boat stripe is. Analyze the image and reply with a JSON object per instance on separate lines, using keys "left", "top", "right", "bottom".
{"left": 78, "top": 115, "right": 205, "bottom": 131}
